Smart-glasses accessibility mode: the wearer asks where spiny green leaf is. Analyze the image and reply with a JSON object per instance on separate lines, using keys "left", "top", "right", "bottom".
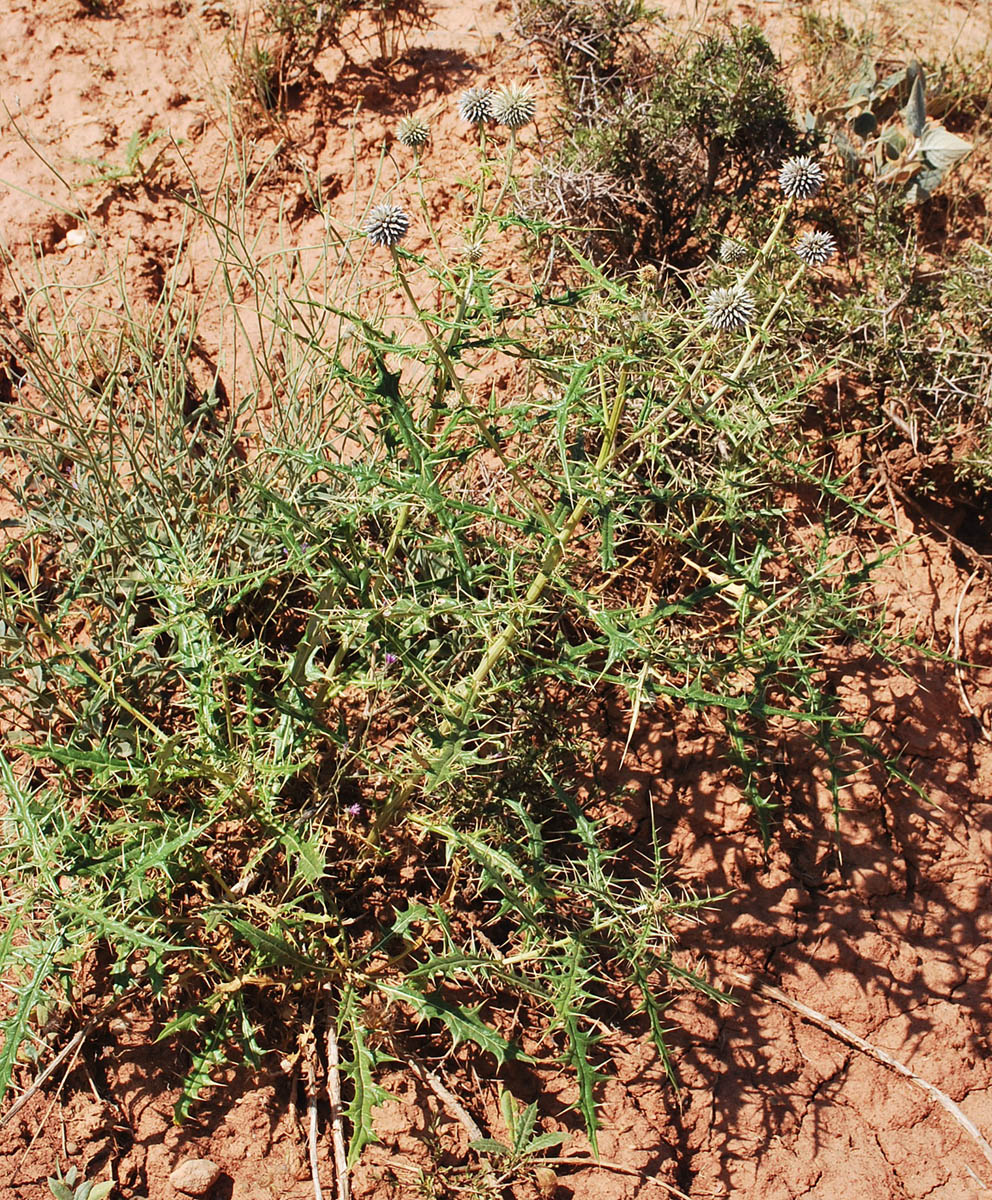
{"left": 173, "top": 1006, "right": 230, "bottom": 1123}
{"left": 563, "top": 1014, "right": 606, "bottom": 1154}
{"left": 469, "top": 1138, "right": 513, "bottom": 1156}
{"left": 220, "top": 916, "right": 329, "bottom": 972}
{"left": 381, "top": 982, "right": 518, "bottom": 1064}
{"left": 0, "top": 935, "right": 59, "bottom": 1101}
{"left": 341, "top": 1004, "right": 389, "bottom": 1167}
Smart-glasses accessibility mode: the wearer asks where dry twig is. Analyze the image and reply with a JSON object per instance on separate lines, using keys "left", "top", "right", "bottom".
{"left": 733, "top": 971, "right": 992, "bottom": 1177}
{"left": 304, "top": 1026, "right": 324, "bottom": 1200}
{"left": 952, "top": 569, "right": 991, "bottom": 742}
{"left": 325, "top": 1002, "right": 351, "bottom": 1200}
{"left": 406, "top": 1057, "right": 499, "bottom": 1191}
{"left": 406, "top": 1059, "right": 693, "bottom": 1198}
{"left": 542, "top": 1156, "right": 693, "bottom": 1198}
{"left": 1, "top": 988, "right": 139, "bottom": 1131}
{"left": 12, "top": 1036, "right": 87, "bottom": 1177}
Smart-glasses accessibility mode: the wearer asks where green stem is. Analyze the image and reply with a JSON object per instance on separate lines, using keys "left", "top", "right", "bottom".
{"left": 1, "top": 566, "right": 168, "bottom": 744}
{"left": 472, "top": 125, "right": 489, "bottom": 231}
{"left": 369, "top": 202, "right": 798, "bottom": 844}
{"left": 488, "top": 128, "right": 517, "bottom": 225}
{"left": 389, "top": 246, "right": 555, "bottom": 534}
{"left": 370, "top": 362, "right": 629, "bottom": 843}
{"left": 413, "top": 151, "right": 446, "bottom": 266}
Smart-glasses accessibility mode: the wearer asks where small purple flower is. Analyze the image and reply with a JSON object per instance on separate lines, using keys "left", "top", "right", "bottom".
{"left": 384, "top": 653, "right": 399, "bottom": 666}
{"left": 346, "top": 803, "right": 363, "bottom": 817}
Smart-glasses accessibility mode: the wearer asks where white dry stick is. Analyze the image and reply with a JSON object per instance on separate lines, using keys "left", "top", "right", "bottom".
{"left": 308, "top": 1077, "right": 324, "bottom": 1200}
{"left": 407, "top": 1061, "right": 693, "bottom": 1198}
{"left": 325, "top": 1008, "right": 351, "bottom": 1200}
{"left": 408, "top": 1057, "right": 486, "bottom": 1141}
{"left": 2, "top": 987, "right": 139, "bottom": 1130}
{"left": 953, "top": 569, "right": 991, "bottom": 742}
{"left": 733, "top": 972, "right": 992, "bottom": 1177}
{"left": 541, "top": 1157, "right": 692, "bottom": 1199}
{"left": 1, "top": 1029, "right": 87, "bottom": 1129}
{"left": 304, "top": 1030, "right": 324, "bottom": 1200}
{"left": 406, "top": 1058, "right": 500, "bottom": 1193}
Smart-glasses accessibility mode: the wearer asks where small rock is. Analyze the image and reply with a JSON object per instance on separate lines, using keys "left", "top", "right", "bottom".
{"left": 169, "top": 1158, "right": 221, "bottom": 1197}
{"left": 65, "top": 228, "right": 88, "bottom": 247}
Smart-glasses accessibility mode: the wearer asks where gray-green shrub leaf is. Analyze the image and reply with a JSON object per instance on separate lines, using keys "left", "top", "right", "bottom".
{"left": 919, "top": 122, "right": 972, "bottom": 170}
{"left": 881, "top": 129, "right": 906, "bottom": 160}
{"left": 902, "top": 69, "right": 927, "bottom": 138}
{"left": 851, "top": 111, "right": 877, "bottom": 138}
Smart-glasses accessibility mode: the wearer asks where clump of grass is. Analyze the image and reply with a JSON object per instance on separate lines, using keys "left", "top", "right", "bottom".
{"left": 0, "top": 60, "right": 951, "bottom": 1182}
{"left": 227, "top": 0, "right": 433, "bottom": 114}
{"left": 228, "top": 0, "right": 345, "bottom": 113}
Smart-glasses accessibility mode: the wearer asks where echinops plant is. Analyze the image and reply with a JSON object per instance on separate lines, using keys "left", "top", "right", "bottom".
{"left": 0, "top": 50, "right": 934, "bottom": 1191}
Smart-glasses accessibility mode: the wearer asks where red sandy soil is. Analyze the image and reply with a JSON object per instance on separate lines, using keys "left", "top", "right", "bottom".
{"left": 2, "top": 2, "right": 992, "bottom": 1199}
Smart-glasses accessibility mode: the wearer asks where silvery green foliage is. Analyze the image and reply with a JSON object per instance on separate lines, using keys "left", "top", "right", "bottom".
{"left": 490, "top": 83, "right": 537, "bottom": 130}
{"left": 794, "top": 230, "right": 837, "bottom": 267}
{"left": 719, "top": 238, "right": 749, "bottom": 265}
{"left": 363, "top": 204, "right": 410, "bottom": 247}
{"left": 902, "top": 66, "right": 927, "bottom": 139}
{"left": 458, "top": 86, "right": 494, "bottom": 125}
{"left": 704, "top": 284, "right": 756, "bottom": 331}
{"left": 835, "top": 62, "right": 972, "bottom": 204}
{"left": 899, "top": 64, "right": 972, "bottom": 203}
{"left": 396, "top": 115, "right": 429, "bottom": 150}
{"left": 778, "top": 156, "right": 825, "bottom": 199}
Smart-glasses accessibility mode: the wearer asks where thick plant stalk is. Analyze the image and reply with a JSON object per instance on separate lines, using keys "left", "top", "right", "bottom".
{"left": 371, "top": 366, "right": 627, "bottom": 841}
{"left": 487, "top": 128, "right": 517, "bottom": 226}
{"left": 389, "top": 246, "right": 554, "bottom": 532}
{"left": 325, "top": 1004, "right": 350, "bottom": 1200}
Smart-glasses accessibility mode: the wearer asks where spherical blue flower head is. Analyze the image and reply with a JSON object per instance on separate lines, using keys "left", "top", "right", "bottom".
{"left": 458, "top": 86, "right": 494, "bottom": 125}
{"left": 363, "top": 204, "right": 410, "bottom": 247}
{"left": 704, "top": 284, "right": 756, "bottom": 331}
{"left": 779, "top": 155, "right": 825, "bottom": 199}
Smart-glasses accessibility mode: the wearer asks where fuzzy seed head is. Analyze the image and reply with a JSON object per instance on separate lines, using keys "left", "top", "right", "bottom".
{"left": 778, "top": 155, "right": 825, "bottom": 199}
{"left": 396, "top": 114, "right": 429, "bottom": 150}
{"left": 363, "top": 204, "right": 410, "bottom": 247}
{"left": 458, "top": 86, "right": 494, "bottom": 125}
{"left": 704, "top": 284, "right": 756, "bottom": 331}
{"left": 719, "top": 237, "right": 749, "bottom": 265}
{"left": 490, "top": 83, "right": 536, "bottom": 129}
{"left": 462, "top": 239, "right": 486, "bottom": 263}
{"left": 793, "top": 229, "right": 837, "bottom": 266}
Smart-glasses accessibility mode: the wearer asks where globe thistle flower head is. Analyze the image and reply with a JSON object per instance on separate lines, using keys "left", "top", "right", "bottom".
{"left": 490, "top": 83, "right": 536, "bottom": 130}
{"left": 462, "top": 239, "right": 485, "bottom": 264}
{"left": 704, "top": 284, "right": 756, "bottom": 332}
{"left": 719, "top": 237, "right": 749, "bottom": 265}
{"left": 363, "top": 204, "right": 410, "bottom": 248}
{"left": 396, "top": 114, "right": 429, "bottom": 150}
{"left": 794, "top": 229, "right": 837, "bottom": 267}
{"left": 458, "top": 86, "right": 494, "bottom": 125}
{"left": 778, "top": 155, "right": 825, "bottom": 199}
